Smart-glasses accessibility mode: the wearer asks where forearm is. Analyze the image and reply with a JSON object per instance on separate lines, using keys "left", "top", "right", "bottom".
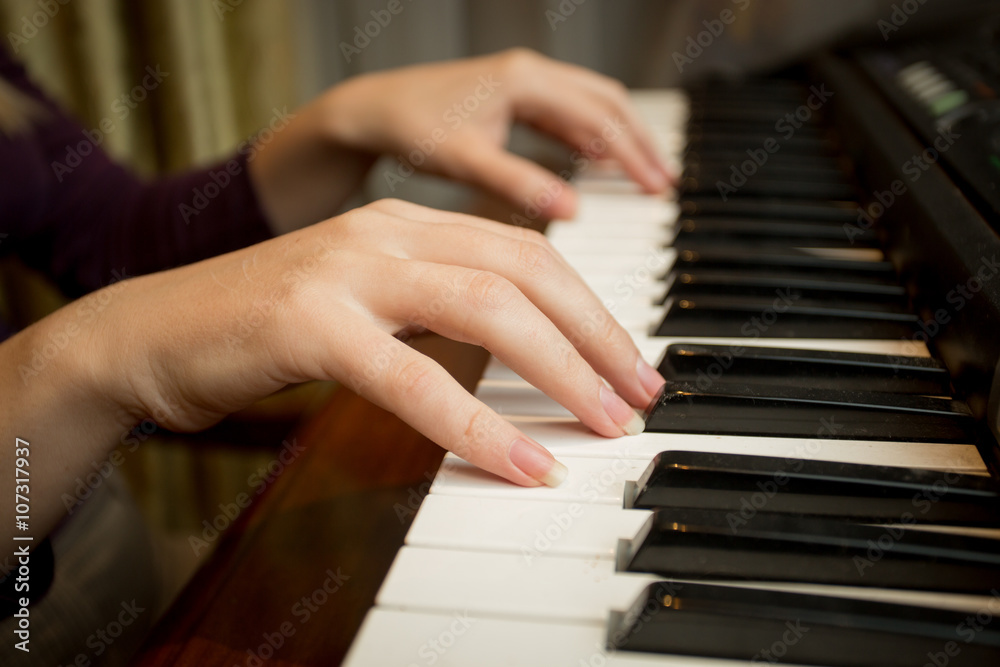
{"left": 247, "top": 100, "right": 377, "bottom": 235}
{"left": 0, "top": 311, "right": 129, "bottom": 547}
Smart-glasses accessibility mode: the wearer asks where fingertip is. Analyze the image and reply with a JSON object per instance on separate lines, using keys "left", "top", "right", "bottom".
{"left": 645, "top": 167, "right": 668, "bottom": 193}
{"left": 509, "top": 437, "right": 568, "bottom": 487}
{"left": 543, "top": 185, "right": 578, "bottom": 220}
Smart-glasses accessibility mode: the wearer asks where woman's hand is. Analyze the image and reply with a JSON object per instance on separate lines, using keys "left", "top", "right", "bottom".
{"left": 250, "top": 49, "right": 671, "bottom": 232}
{"left": 324, "top": 48, "right": 671, "bottom": 216}
{"left": 4, "top": 199, "right": 665, "bottom": 542}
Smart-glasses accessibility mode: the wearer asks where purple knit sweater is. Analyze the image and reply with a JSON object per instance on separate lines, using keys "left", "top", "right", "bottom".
{"left": 0, "top": 47, "right": 274, "bottom": 338}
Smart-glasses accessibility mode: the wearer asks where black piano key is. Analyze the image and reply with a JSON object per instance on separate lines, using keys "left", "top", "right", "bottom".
{"left": 620, "top": 508, "right": 1000, "bottom": 593}
{"left": 687, "top": 128, "right": 827, "bottom": 145}
{"left": 686, "top": 136, "right": 834, "bottom": 157}
{"left": 686, "top": 106, "right": 827, "bottom": 125}
{"left": 680, "top": 177, "right": 858, "bottom": 201}
{"left": 683, "top": 151, "right": 840, "bottom": 172}
{"left": 643, "top": 381, "right": 976, "bottom": 441}
{"left": 653, "top": 295, "right": 918, "bottom": 339}
{"left": 670, "top": 217, "right": 878, "bottom": 247}
{"left": 655, "top": 344, "right": 947, "bottom": 393}
{"left": 629, "top": 451, "right": 1000, "bottom": 524}
{"left": 672, "top": 247, "right": 896, "bottom": 277}
{"left": 608, "top": 582, "right": 1000, "bottom": 666}
{"left": 684, "top": 161, "right": 848, "bottom": 184}
{"left": 679, "top": 197, "right": 859, "bottom": 223}
{"left": 674, "top": 215, "right": 874, "bottom": 238}
{"left": 663, "top": 270, "right": 904, "bottom": 306}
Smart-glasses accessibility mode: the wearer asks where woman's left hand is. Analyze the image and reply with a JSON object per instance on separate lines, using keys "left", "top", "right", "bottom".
{"left": 315, "top": 48, "right": 671, "bottom": 219}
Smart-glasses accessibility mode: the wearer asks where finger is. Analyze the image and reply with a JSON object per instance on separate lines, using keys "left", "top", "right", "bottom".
{"left": 334, "top": 321, "right": 568, "bottom": 488}
{"left": 513, "top": 82, "right": 668, "bottom": 194}
{"left": 555, "top": 66, "right": 671, "bottom": 182}
{"left": 439, "top": 133, "right": 578, "bottom": 220}
{"left": 363, "top": 200, "right": 665, "bottom": 406}
{"left": 532, "top": 59, "right": 673, "bottom": 184}
{"left": 363, "top": 259, "right": 646, "bottom": 437}
{"left": 378, "top": 216, "right": 662, "bottom": 408}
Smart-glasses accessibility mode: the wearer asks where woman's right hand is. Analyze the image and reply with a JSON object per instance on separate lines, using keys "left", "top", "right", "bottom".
{"left": 5, "top": 199, "right": 664, "bottom": 542}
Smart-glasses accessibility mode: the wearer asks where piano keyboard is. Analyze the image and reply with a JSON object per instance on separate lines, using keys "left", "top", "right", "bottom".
{"left": 344, "top": 81, "right": 1000, "bottom": 666}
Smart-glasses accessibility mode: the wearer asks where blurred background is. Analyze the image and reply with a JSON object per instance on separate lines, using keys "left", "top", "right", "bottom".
{"left": 1, "top": 0, "right": 995, "bottom": 631}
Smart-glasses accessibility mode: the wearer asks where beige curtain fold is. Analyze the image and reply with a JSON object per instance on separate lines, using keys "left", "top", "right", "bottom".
{"left": 1, "top": 0, "right": 298, "bottom": 174}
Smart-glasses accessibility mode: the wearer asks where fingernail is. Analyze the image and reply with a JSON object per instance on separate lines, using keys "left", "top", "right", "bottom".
{"left": 509, "top": 438, "right": 568, "bottom": 487}
{"left": 600, "top": 385, "right": 645, "bottom": 436}
{"left": 637, "top": 357, "right": 666, "bottom": 401}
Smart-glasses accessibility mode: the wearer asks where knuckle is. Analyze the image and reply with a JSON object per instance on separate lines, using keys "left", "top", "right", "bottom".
{"left": 514, "top": 240, "right": 557, "bottom": 280}
{"left": 574, "top": 307, "right": 621, "bottom": 351}
{"left": 518, "top": 227, "right": 549, "bottom": 246}
{"left": 388, "top": 357, "right": 437, "bottom": 402}
{"left": 369, "top": 198, "right": 409, "bottom": 215}
{"left": 458, "top": 404, "right": 500, "bottom": 457}
{"left": 499, "top": 47, "right": 538, "bottom": 75}
{"left": 464, "top": 271, "right": 519, "bottom": 314}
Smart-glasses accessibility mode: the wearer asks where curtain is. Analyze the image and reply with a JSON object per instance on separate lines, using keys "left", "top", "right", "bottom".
{"left": 1, "top": 0, "right": 298, "bottom": 174}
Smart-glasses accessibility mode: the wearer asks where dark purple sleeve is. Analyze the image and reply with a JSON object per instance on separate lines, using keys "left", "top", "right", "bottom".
{"left": 1, "top": 48, "right": 274, "bottom": 298}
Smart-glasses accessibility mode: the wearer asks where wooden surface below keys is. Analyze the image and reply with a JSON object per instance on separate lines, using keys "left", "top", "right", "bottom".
{"left": 132, "top": 334, "right": 489, "bottom": 667}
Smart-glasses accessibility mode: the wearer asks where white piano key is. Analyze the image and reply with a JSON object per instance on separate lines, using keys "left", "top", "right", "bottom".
{"left": 377, "top": 546, "right": 658, "bottom": 623}
{"left": 430, "top": 455, "right": 650, "bottom": 504}
{"left": 344, "top": 609, "right": 702, "bottom": 667}
{"left": 407, "top": 494, "right": 650, "bottom": 559}
{"left": 509, "top": 420, "right": 989, "bottom": 472}
{"left": 377, "top": 548, "right": 996, "bottom": 625}
{"left": 476, "top": 383, "right": 573, "bottom": 419}
{"left": 480, "top": 338, "right": 932, "bottom": 384}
